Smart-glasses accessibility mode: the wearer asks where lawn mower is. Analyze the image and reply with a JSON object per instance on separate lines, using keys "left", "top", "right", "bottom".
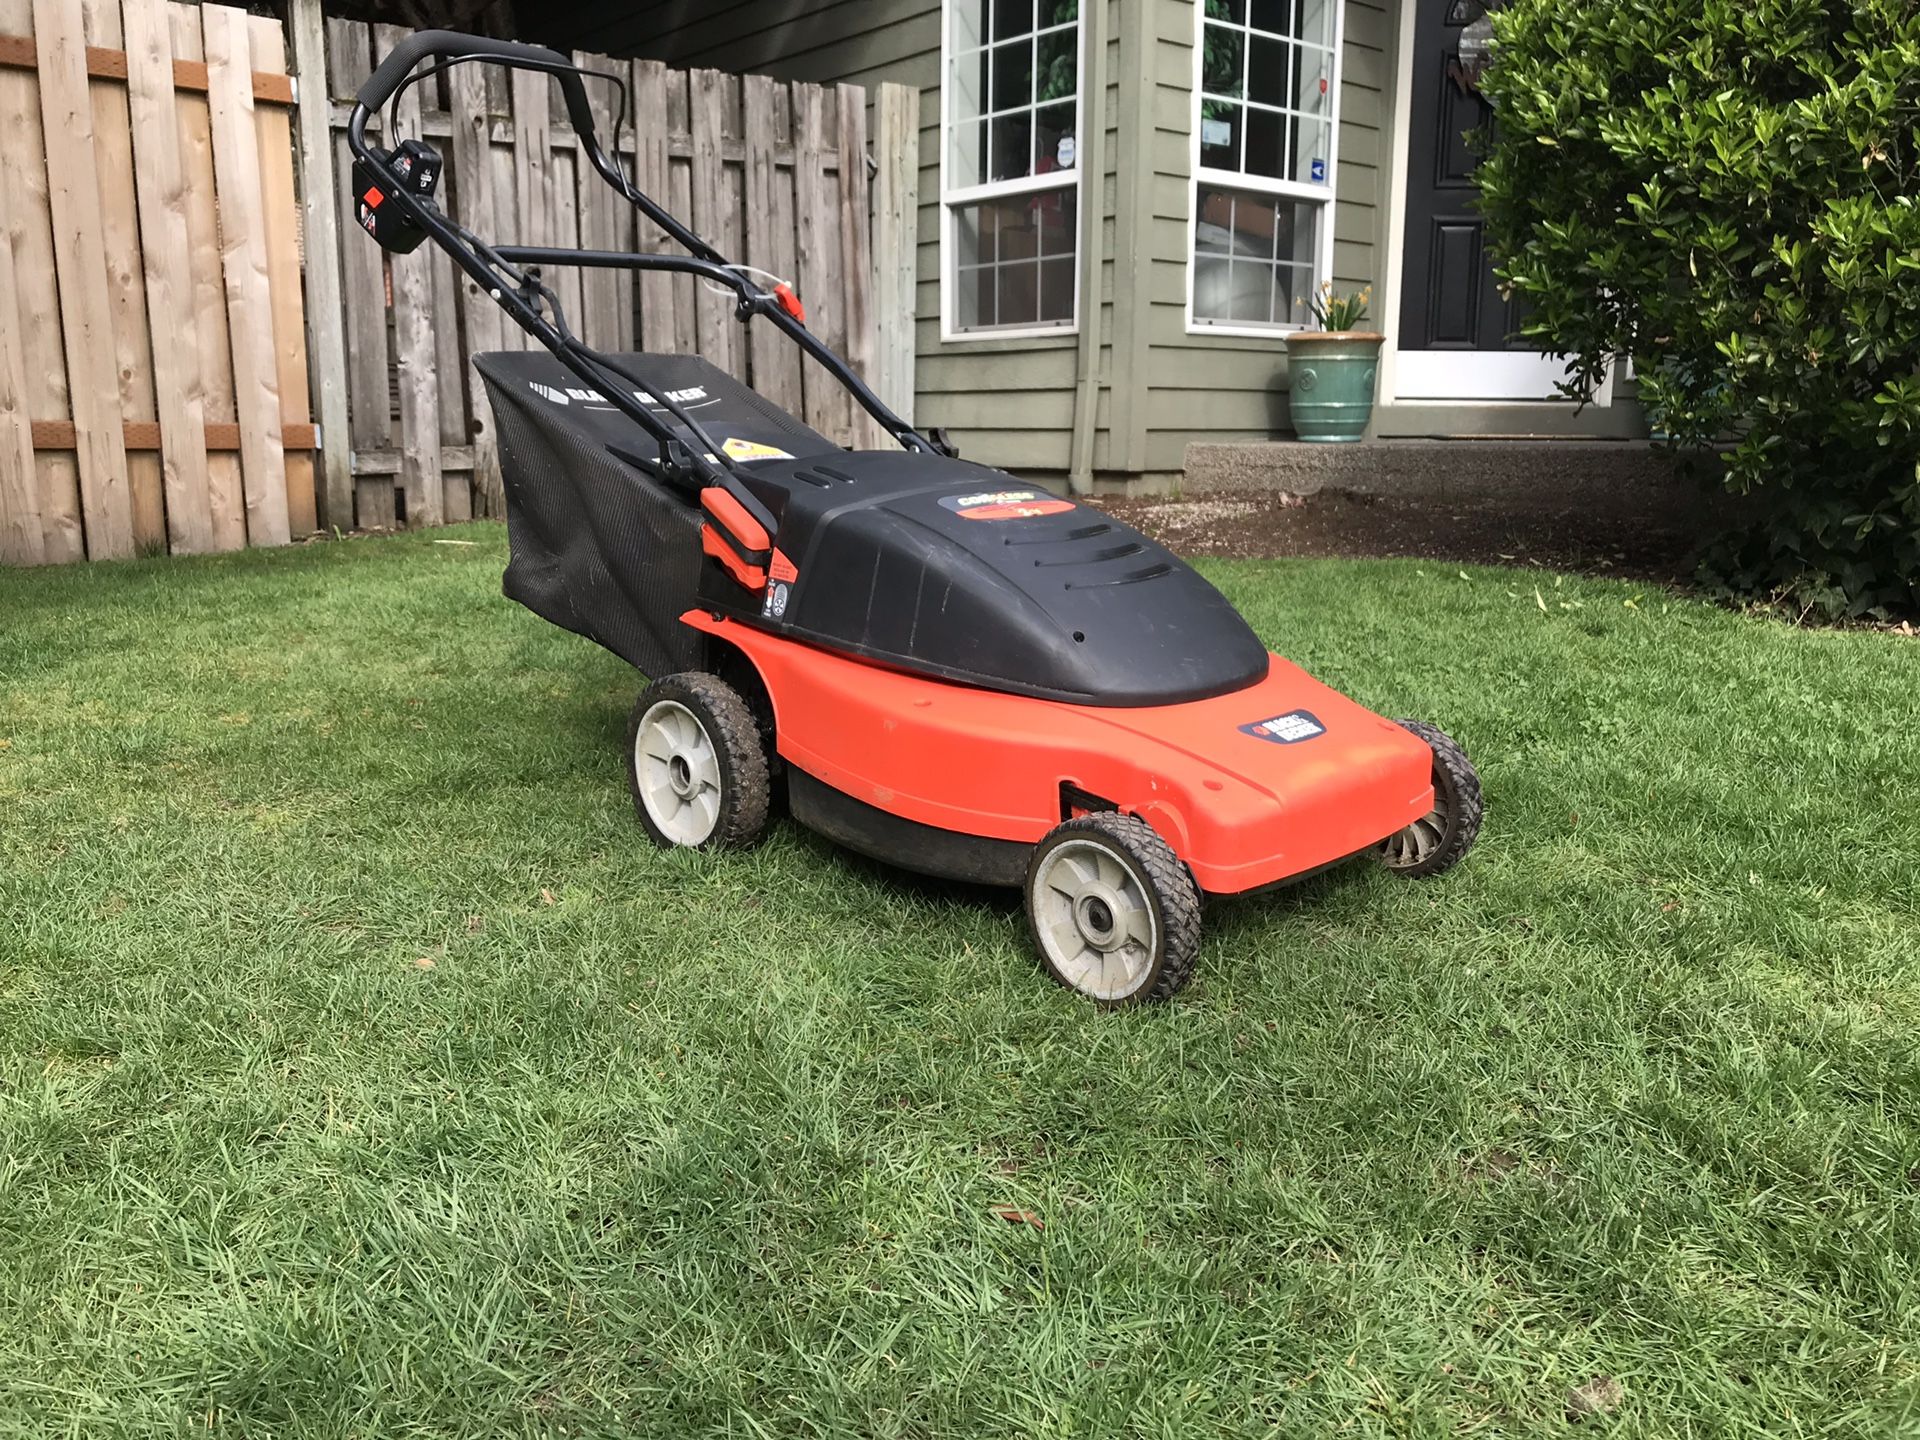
{"left": 347, "top": 33, "right": 1483, "bottom": 1006}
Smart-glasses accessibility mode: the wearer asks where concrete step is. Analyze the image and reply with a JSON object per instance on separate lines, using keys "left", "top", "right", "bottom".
{"left": 1182, "top": 438, "right": 1746, "bottom": 528}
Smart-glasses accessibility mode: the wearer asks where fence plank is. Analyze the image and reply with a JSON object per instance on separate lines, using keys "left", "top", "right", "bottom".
{"left": 123, "top": 0, "right": 211, "bottom": 554}
{"left": 202, "top": 1, "right": 287, "bottom": 546}
{"left": 574, "top": 48, "right": 630, "bottom": 352}
{"left": 742, "top": 73, "right": 801, "bottom": 417}
{"left": 34, "top": 0, "right": 134, "bottom": 557}
{"left": 374, "top": 23, "right": 439, "bottom": 528}
{"left": 631, "top": 57, "right": 674, "bottom": 352}
{"left": 793, "top": 82, "right": 849, "bottom": 443}
{"left": 687, "top": 68, "right": 733, "bottom": 377}
{"left": 0, "top": 218, "right": 42, "bottom": 563}
{"left": 326, "top": 18, "right": 390, "bottom": 528}
{"left": 510, "top": 65, "right": 549, "bottom": 252}
{"left": 664, "top": 67, "right": 696, "bottom": 354}
{"left": 447, "top": 57, "right": 503, "bottom": 514}
{"left": 169, "top": 1, "right": 244, "bottom": 550}
{"left": 0, "top": 0, "right": 81, "bottom": 561}
{"left": 287, "top": 0, "right": 349, "bottom": 532}
{"left": 836, "top": 83, "right": 880, "bottom": 449}
{"left": 248, "top": 14, "right": 314, "bottom": 538}
{"left": 872, "top": 83, "right": 918, "bottom": 430}
{"left": 84, "top": 0, "right": 165, "bottom": 551}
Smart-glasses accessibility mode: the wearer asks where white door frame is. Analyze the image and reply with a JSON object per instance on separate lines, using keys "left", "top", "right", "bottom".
{"left": 1374, "top": 0, "right": 1603, "bottom": 406}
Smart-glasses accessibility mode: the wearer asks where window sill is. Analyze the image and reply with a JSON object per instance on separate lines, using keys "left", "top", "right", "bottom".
{"left": 940, "top": 324, "right": 1080, "bottom": 345}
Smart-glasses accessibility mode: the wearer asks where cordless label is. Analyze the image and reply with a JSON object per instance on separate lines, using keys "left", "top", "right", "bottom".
{"left": 938, "top": 489, "right": 1075, "bottom": 522}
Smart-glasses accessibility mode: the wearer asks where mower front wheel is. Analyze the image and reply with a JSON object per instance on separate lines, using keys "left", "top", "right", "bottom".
{"left": 1024, "top": 812, "right": 1202, "bottom": 1007}
{"left": 626, "top": 673, "right": 770, "bottom": 850}
{"left": 1377, "top": 720, "right": 1481, "bottom": 878}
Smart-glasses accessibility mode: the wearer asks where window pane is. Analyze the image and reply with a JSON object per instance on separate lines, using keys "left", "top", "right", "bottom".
{"left": 1295, "top": 0, "right": 1335, "bottom": 48}
{"left": 951, "top": 189, "right": 1077, "bottom": 332}
{"left": 1039, "top": 0, "right": 1078, "bottom": 26}
{"left": 1035, "top": 101, "right": 1076, "bottom": 172}
{"left": 1295, "top": 50, "right": 1331, "bottom": 115}
{"left": 1200, "top": 22, "right": 1244, "bottom": 99}
{"left": 1247, "top": 35, "right": 1288, "bottom": 107}
{"left": 958, "top": 265, "right": 994, "bottom": 328}
{"left": 1229, "top": 193, "right": 1273, "bottom": 257}
{"left": 991, "top": 0, "right": 1033, "bottom": 40}
{"left": 1211, "top": 0, "right": 1248, "bottom": 23}
{"left": 950, "top": 43, "right": 988, "bottom": 125}
{"left": 1037, "top": 189, "right": 1075, "bottom": 254}
{"left": 956, "top": 201, "right": 995, "bottom": 267}
{"left": 1244, "top": 106, "right": 1284, "bottom": 179}
{"left": 1036, "top": 28, "right": 1077, "bottom": 103}
{"left": 1199, "top": 102, "right": 1241, "bottom": 169}
{"left": 1227, "top": 260, "right": 1274, "bottom": 324}
{"left": 990, "top": 111, "right": 1033, "bottom": 182}
{"left": 990, "top": 37, "right": 1033, "bottom": 113}
{"left": 1294, "top": 115, "right": 1330, "bottom": 185}
{"left": 950, "top": 114, "right": 988, "bottom": 189}
{"left": 1193, "top": 186, "right": 1321, "bottom": 328}
{"left": 1249, "top": 0, "right": 1290, "bottom": 38}
{"left": 1038, "top": 256, "right": 1075, "bottom": 322}
{"left": 997, "top": 259, "right": 1040, "bottom": 326}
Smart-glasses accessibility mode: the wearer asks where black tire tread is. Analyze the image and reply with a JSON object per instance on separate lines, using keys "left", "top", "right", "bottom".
{"left": 626, "top": 672, "right": 771, "bottom": 850}
{"left": 1380, "top": 719, "right": 1482, "bottom": 878}
{"left": 1025, "top": 810, "right": 1203, "bottom": 1007}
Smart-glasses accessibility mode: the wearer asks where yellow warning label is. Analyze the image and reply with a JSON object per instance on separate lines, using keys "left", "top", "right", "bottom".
{"left": 722, "top": 437, "right": 794, "bottom": 462}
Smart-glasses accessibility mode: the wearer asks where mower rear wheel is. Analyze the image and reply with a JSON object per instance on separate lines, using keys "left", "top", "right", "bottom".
{"left": 1025, "top": 812, "right": 1202, "bottom": 1007}
{"left": 627, "top": 673, "right": 770, "bottom": 850}
{"left": 1377, "top": 720, "right": 1481, "bottom": 878}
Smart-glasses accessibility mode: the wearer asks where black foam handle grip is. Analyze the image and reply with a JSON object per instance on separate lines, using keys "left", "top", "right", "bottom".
{"left": 357, "top": 31, "right": 597, "bottom": 142}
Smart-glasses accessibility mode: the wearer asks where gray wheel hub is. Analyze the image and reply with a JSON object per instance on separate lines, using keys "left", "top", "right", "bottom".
{"left": 634, "top": 699, "right": 722, "bottom": 846}
{"left": 1030, "top": 839, "right": 1159, "bottom": 1002}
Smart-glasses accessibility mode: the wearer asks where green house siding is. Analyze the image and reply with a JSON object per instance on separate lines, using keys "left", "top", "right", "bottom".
{"left": 551, "top": 0, "right": 1407, "bottom": 487}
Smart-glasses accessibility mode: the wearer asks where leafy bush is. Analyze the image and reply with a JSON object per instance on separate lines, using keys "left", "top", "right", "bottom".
{"left": 1476, "top": 0, "right": 1920, "bottom": 616}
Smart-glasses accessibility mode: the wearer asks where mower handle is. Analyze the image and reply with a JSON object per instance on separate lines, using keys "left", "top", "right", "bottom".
{"left": 357, "top": 31, "right": 599, "bottom": 145}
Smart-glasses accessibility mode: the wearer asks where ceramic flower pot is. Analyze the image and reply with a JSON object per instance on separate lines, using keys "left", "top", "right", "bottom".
{"left": 1285, "top": 331, "right": 1385, "bottom": 443}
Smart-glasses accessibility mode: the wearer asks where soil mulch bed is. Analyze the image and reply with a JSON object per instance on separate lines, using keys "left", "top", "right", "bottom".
{"left": 1092, "top": 488, "right": 1701, "bottom": 584}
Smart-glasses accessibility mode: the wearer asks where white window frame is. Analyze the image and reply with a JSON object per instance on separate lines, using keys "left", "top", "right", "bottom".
{"left": 1185, "top": 0, "right": 1347, "bottom": 338}
{"left": 939, "top": 0, "right": 1086, "bottom": 343}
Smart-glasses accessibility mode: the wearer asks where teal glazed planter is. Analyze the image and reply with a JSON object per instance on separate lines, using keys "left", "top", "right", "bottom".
{"left": 1285, "top": 331, "right": 1385, "bottom": 443}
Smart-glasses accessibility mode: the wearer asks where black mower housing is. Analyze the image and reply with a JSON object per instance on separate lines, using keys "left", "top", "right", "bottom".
{"left": 476, "top": 350, "right": 1269, "bottom": 707}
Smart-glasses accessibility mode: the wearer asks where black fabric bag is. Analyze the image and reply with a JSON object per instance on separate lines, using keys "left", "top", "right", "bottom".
{"left": 473, "top": 349, "right": 837, "bottom": 677}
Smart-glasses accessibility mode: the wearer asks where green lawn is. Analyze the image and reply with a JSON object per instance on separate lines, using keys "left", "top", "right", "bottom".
{"left": 2, "top": 524, "right": 1917, "bottom": 1437}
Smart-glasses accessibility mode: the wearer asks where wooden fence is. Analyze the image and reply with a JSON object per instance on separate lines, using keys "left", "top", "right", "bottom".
{"left": 0, "top": 0, "right": 314, "bottom": 564}
{"left": 0, "top": 0, "right": 919, "bottom": 562}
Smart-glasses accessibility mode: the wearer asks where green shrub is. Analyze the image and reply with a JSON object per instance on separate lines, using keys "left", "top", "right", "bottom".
{"left": 1476, "top": 0, "right": 1920, "bottom": 616}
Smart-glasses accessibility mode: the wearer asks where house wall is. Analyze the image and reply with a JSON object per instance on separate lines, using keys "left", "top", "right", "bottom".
{"left": 545, "top": 0, "right": 1097, "bottom": 480}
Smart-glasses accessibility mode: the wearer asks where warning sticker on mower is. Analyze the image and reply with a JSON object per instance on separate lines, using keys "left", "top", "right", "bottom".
{"left": 938, "top": 489, "right": 1075, "bottom": 521}
{"left": 722, "top": 437, "right": 794, "bottom": 463}
{"left": 1239, "top": 709, "right": 1326, "bottom": 744}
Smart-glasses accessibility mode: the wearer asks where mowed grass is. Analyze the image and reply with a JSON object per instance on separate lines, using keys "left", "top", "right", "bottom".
{"left": 2, "top": 523, "right": 1917, "bottom": 1438}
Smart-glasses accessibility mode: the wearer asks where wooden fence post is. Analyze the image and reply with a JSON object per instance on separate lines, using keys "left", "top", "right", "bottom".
{"left": 288, "top": 0, "right": 351, "bottom": 533}
{"left": 872, "top": 84, "right": 919, "bottom": 430}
